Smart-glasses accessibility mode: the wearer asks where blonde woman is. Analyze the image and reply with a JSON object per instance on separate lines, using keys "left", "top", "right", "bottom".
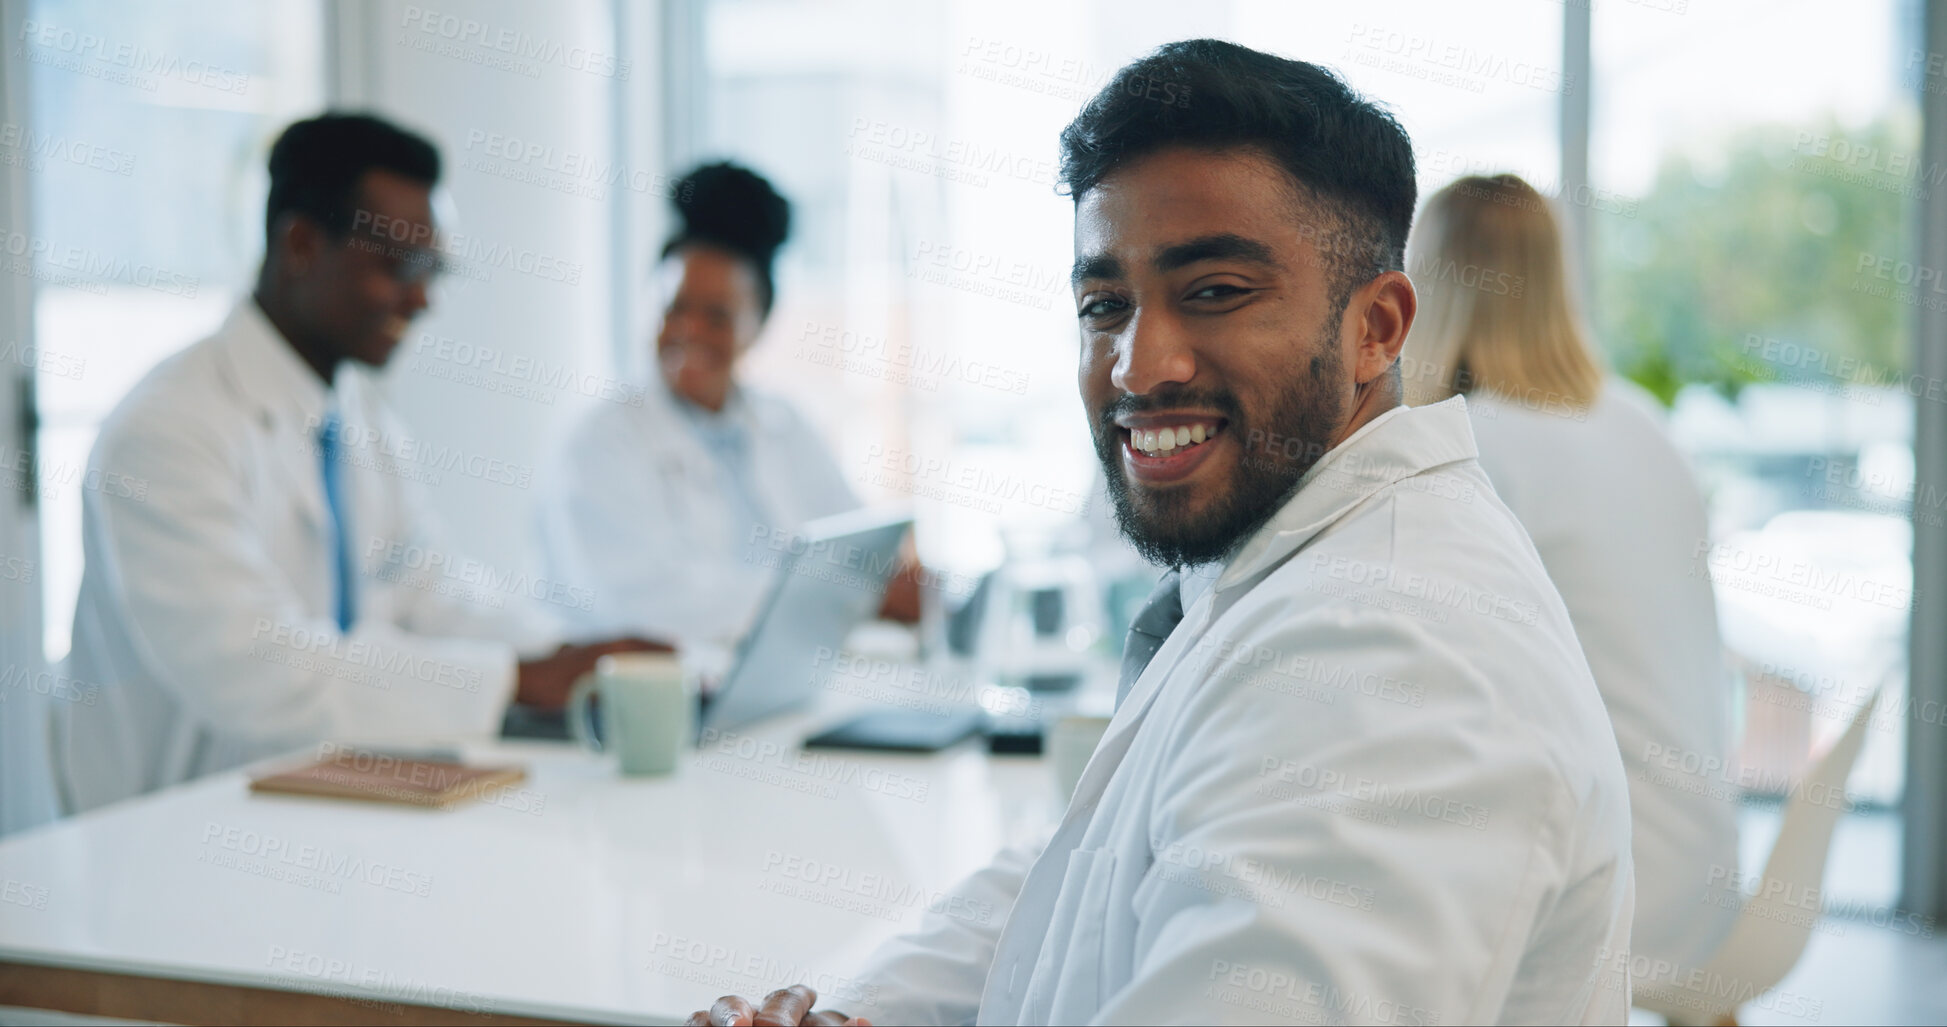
{"left": 1406, "top": 174, "right": 1741, "bottom": 977}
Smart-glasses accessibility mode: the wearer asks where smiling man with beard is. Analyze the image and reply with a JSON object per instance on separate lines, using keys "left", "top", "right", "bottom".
{"left": 688, "top": 40, "right": 1634, "bottom": 1027}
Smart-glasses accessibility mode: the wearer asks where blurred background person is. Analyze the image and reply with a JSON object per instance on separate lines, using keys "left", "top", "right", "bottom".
{"left": 53, "top": 113, "right": 660, "bottom": 814}
{"left": 1404, "top": 171, "right": 1741, "bottom": 975}
{"left": 539, "top": 162, "right": 917, "bottom": 652}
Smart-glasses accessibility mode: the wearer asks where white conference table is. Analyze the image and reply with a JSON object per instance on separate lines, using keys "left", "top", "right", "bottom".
{"left": 0, "top": 702, "right": 1063, "bottom": 1025}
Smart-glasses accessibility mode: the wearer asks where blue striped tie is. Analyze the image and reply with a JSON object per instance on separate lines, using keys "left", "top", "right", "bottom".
{"left": 316, "top": 411, "right": 355, "bottom": 632}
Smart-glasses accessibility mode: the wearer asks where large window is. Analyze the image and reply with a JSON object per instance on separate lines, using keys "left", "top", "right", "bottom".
{"left": 1240, "top": 0, "right": 1565, "bottom": 196}
{"left": 19, "top": 0, "right": 325, "bottom": 660}
{"left": 1589, "top": 0, "right": 1919, "bottom": 909}
{"left": 688, "top": 0, "right": 1928, "bottom": 924}
{"left": 700, "top": 0, "right": 1565, "bottom": 586}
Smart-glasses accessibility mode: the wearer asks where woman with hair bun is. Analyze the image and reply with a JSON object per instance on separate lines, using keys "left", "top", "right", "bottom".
{"left": 538, "top": 162, "right": 890, "bottom": 648}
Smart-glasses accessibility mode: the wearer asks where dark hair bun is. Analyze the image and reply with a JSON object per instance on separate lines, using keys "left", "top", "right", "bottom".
{"left": 671, "top": 162, "right": 791, "bottom": 264}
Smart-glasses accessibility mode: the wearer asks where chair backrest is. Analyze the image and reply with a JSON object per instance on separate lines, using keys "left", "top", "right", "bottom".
{"left": 1633, "top": 684, "right": 1882, "bottom": 1024}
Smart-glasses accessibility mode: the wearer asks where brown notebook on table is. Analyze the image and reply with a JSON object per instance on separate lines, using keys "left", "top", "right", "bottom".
{"left": 249, "top": 749, "right": 526, "bottom": 809}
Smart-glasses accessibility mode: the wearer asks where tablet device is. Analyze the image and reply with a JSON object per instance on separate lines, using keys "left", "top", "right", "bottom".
{"left": 697, "top": 507, "right": 913, "bottom": 737}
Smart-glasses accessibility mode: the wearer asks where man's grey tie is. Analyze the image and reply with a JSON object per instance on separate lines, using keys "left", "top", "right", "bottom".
{"left": 1117, "top": 567, "right": 1183, "bottom": 709}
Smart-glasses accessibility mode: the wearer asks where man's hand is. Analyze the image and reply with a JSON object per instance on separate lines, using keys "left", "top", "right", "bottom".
{"left": 684, "top": 985, "right": 871, "bottom": 1026}
{"left": 876, "top": 557, "right": 925, "bottom": 625}
{"left": 514, "top": 637, "right": 669, "bottom": 709}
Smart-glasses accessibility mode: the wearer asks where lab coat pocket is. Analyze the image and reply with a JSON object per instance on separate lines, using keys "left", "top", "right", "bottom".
{"left": 1022, "top": 848, "right": 1118, "bottom": 1025}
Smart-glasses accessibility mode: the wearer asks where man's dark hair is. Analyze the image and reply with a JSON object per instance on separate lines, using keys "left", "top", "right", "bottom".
{"left": 1059, "top": 39, "right": 1416, "bottom": 305}
{"left": 265, "top": 113, "right": 441, "bottom": 241}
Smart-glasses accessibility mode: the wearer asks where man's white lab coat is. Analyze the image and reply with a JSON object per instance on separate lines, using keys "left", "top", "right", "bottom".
{"left": 856, "top": 398, "right": 1636, "bottom": 1025}
{"left": 53, "top": 302, "right": 556, "bottom": 814}
{"left": 536, "top": 381, "right": 857, "bottom": 647}
{"left": 1468, "top": 380, "right": 1738, "bottom": 972}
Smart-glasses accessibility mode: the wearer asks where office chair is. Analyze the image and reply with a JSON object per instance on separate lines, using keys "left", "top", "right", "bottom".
{"left": 1632, "top": 682, "right": 1884, "bottom": 1026}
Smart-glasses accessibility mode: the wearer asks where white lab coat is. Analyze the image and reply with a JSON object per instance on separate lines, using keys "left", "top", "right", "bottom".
{"left": 536, "top": 381, "right": 858, "bottom": 647}
{"left": 53, "top": 302, "right": 557, "bottom": 814}
{"left": 1467, "top": 380, "right": 1739, "bottom": 972}
{"left": 855, "top": 398, "right": 1636, "bottom": 1026}
{"left": 0, "top": 682, "right": 60, "bottom": 836}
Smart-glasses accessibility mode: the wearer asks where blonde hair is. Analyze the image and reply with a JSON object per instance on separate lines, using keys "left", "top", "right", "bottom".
{"left": 1403, "top": 174, "right": 1604, "bottom": 412}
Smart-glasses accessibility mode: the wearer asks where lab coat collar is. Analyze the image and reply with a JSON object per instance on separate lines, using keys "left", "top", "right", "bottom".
{"left": 670, "top": 381, "right": 800, "bottom": 439}
{"left": 213, "top": 299, "right": 338, "bottom": 434}
{"left": 670, "top": 383, "right": 760, "bottom": 439}
{"left": 645, "top": 382, "right": 744, "bottom": 479}
{"left": 1214, "top": 396, "right": 1479, "bottom": 595}
{"left": 1013, "top": 398, "right": 1487, "bottom": 994}
{"left": 1094, "top": 398, "right": 1475, "bottom": 764}
{"left": 1176, "top": 560, "right": 1223, "bottom": 616}
{"left": 211, "top": 300, "right": 339, "bottom": 533}
{"left": 1051, "top": 397, "right": 1482, "bottom": 866}
{"left": 654, "top": 382, "right": 808, "bottom": 479}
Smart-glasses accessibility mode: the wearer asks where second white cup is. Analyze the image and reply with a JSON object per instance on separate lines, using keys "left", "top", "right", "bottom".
{"left": 568, "top": 652, "right": 696, "bottom": 776}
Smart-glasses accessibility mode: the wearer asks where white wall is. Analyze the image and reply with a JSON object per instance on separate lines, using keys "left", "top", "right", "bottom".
{"left": 0, "top": 0, "right": 58, "bottom": 834}
{"left": 332, "top": 0, "right": 661, "bottom": 582}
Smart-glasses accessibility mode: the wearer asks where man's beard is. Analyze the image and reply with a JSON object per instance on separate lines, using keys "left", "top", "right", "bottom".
{"left": 1092, "top": 323, "right": 1346, "bottom": 568}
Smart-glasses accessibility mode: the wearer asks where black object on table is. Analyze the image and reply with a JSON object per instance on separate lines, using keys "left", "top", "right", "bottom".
{"left": 803, "top": 708, "right": 985, "bottom": 752}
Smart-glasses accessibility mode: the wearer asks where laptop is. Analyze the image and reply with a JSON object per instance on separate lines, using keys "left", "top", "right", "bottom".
{"left": 696, "top": 507, "right": 914, "bottom": 737}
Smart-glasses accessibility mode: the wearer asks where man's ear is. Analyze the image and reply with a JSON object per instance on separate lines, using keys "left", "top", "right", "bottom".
{"left": 272, "top": 213, "right": 325, "bottom": 275}
{"left": 1347, "top": 270, "right": 1416, "bottom": 385}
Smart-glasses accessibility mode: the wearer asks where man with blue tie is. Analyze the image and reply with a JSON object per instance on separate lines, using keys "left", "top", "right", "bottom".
{"left": 53, "top": 114, "right": 659, "bottom": 813}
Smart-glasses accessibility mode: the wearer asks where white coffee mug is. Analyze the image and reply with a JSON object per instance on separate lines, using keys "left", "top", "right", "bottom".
{"left": 568, "top": 653, "right": 696, "bottom": 776}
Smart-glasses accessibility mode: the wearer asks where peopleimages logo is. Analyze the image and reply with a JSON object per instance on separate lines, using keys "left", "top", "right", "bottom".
{"left": 249, "top": 619, "right": 484, "bottom": 693}
{"left": 303, "top": 413, "right": 535, "bottom": 490}
{"left": 460, "top": 129, "right": 683, "bottom": 200}
{"left": 0, "top": 662, "right": 100, "bottom": 706}
{"left": 699, "top": 727, "right": 932, "bottom": 803}
{"left": 797, "top": 320, "right": 1031, "bottom": 395}
{"left": 0, "top": 448, "right": 148, "bottom": 502}
{"left": 1255, "top": 756, "right": 1492, "bottom": 830}
{"left": 409, "top": 333, "right": 645, "bottom": 408}
{"left": 858, "top": 445, "right": 1085, "bottom": 515}
{"left": 1692, "top": 539, "right": 1913, "bottom": 611}
{"left": 845, "top": 118, "right": 1059, "bottom": 189}
{"left": 907, "top": 240, "right": 1065, "bottom": 313}
{"left": 0, "top": 121, "right": 135, "bottom": 176}
{"left": 758, "top": 850, "right": 996, "bottom": 926}
{"left": 367, "top": 538, "right": 596, "bottom": 613}
{"left": 397, "top": 5, "right": 630, "bottom": 79}
{"left": 1407, "top": 254, "right": 1523, "bottom": 298}
{"left": 0, "top": 339, "right": 86, "bottom": 380}
{"left": 14, "top": 19, "right": 252, "bottom": 94}
{"left": 1345, "top": 24, "right": 1572, "bottom": 95}
{"left": 199, "top": 822, "right": 434, "bottom": 897}
{"left": 346, "top": 209, "right": 584, "bottom": 287}
{"left": 0, "top": 227, "right": 198, "bottom": 297}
